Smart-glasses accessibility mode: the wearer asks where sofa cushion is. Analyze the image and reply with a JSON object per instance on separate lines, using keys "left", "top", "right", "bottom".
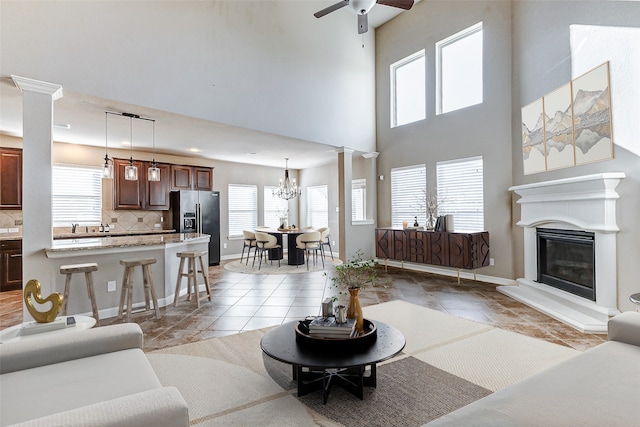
{"left": 0, "top": 348, "right": 161, "bottom": 426}
{"left": 426, "top": 341, "right": 640, "bottom": 426}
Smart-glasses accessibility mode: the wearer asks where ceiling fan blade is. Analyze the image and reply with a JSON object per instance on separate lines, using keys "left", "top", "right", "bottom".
{"left": 376, "top": 0, "right": 414, "bottom": 10}
{"left": 358, "top": 12, "right": 368, "bottom": 34}
{"left": 314, "top": 0, "right": 349, "bottom": 18}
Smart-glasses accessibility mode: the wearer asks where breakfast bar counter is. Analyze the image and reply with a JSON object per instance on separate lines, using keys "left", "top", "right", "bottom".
{"left": 40, "top": 233, "right": 211, "bottom": 320}
{"left": 45, "top": 233, "right": 209, "bottom": 257}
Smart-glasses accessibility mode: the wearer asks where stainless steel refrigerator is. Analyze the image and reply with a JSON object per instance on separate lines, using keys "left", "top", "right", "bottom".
{"left": 171, "top": 190, "right": 220, "bottom": 265}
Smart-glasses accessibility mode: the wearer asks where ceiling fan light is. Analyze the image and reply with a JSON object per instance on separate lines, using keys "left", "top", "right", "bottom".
{"left": 349, "top": 0, "right": 376, "bottom": 14}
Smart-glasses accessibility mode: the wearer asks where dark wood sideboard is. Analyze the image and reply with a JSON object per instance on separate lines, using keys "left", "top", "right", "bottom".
{"left": 375, "top": 228, "right": 490, "bottom": 277}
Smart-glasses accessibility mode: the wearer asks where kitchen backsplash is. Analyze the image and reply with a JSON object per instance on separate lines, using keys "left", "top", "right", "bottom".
{"left": 0, "top": 210, "right": 22, "bottom": 234}
{"left": 0, "top": 209, "right": 169, "bottom": 235}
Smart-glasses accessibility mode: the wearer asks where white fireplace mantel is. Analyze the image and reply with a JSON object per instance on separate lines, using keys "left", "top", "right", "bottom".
{"left": 502, "top": 173, "right": 625, "bottom": 333}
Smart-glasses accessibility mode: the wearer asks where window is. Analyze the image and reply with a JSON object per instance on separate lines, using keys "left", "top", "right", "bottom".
{"left": 228, "top": 184, "right": 257, "bottom": 237}
{"left": 352, "top": 179, "right": 366, "bottom": 222}
{"left": 390, "top": 49, "right": 426, "bottom": 127}
{"left": 436, "top": 22, "right": 483, "bottom": 115}
{"left": 306, "top": 185, "right": 328, "bottom": 228}
{"left": 436, "top": 156, "right": 484, "bottom": 232}
{"left": 264, "top": 186, "right": 288, "bottom": 228}
{"left": 52, "top": 165, "right": 102, "bottom": 227}
{"left": 391, "top": 165, "right": 426, "bottom": 228}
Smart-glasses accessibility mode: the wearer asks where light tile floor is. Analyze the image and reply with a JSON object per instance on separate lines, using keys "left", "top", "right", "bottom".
{"left": 0, "top": 260, "right": 606, "bottom": 352}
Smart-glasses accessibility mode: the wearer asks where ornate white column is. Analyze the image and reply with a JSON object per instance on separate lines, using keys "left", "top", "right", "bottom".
{"left": 12, "top": 76, "right": 63, "bottom": 318}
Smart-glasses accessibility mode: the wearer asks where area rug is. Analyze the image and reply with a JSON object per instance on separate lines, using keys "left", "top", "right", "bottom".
{"left": 147, "top": 300, "right": 579, "bottom": 426}
{"left": 224, "top": 257, "right": 342, "bottom": 275}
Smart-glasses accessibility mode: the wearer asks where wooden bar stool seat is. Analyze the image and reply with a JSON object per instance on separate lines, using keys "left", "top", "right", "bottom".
{"left": 174, "top": 250, "right": 212, "bottom": 307}
{"left": 118, "top": 257, "right": 160, "bottom": 322}
{"left": 60, "top": 262, "right": 100, "bottom": 326}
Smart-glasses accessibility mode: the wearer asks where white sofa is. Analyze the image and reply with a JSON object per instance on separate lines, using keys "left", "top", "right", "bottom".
{"left": 0, "top": 323, "right": 189, "bottom": 427}
{"left": 426, "top": 311, "right": 640, "bottom": 426}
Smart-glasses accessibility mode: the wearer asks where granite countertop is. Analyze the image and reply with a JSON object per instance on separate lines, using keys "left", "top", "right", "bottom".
{"left": 52, "top": 229, "right": 177, "bottom": 239}
{"left": 46, "top": 233, "right": 209, "bottom": 253}
{"left": 0, "top": 229, "right": 177, "bottom": 242}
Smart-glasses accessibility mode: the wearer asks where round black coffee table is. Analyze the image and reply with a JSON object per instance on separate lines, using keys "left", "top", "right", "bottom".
{"left": 260, "top": 320, "right": 405, "bottom": 404}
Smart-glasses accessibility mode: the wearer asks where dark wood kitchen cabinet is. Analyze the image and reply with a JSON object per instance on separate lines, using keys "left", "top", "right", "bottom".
{"left": 143, "top": 162, "right": 171, "bottom": 210}
{"left": 114, "top": 159, "right": 172, "bottom": 210}
{"left": 170, "top": 165, "right": 213, "bottom": 191}
{"left": 1, "top": 239, "right": 22, "bottom": 291}
{"left": 0, "top": 148, "right": 22, "bottom": 209}
{"left": 113, "top": 158, "right": 144, "bottom": 210}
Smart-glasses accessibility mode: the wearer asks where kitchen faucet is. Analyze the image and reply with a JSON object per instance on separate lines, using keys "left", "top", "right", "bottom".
{"left": 71, "top": 223, "right": 79, "bottom": 233}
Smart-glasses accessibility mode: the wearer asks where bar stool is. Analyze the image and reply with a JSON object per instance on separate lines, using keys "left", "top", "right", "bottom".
{"left": 174, "top": 250, "right": 212, "bottom": 307}
{"left": 118, "top": 257, "right": 160, "bottom": 322}
{"left": 60, "top": 263, "right": 100, "bottom": 326}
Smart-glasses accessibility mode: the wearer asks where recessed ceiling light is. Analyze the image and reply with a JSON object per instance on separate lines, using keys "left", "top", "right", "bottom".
{"left": 121, "top": 140, "right": 131, "bottom": 146}
{"left": 53, "top": 122, "right": 71, "bottom": 129}
{"left": 189, "top": 148, "right": 200, "bottom": 153}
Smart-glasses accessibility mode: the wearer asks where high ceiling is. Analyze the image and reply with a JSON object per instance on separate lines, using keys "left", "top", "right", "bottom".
{"left": 0, "top": 1, "right": 419, "bottom": 170}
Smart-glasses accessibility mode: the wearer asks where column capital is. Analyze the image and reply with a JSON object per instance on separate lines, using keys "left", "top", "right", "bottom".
{"left": 12, "top": 75, "right": 63, "bottom": 100}
{"left": 335, "top": 146, "right": 355, "bottom": 155}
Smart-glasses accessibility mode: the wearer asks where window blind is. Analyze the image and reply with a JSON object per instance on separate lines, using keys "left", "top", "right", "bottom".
{"left": 264, "top": 186, "right": 288, "bottom": 228}
{"left": 352, "top": 179, "right": 366, "bottom": 221}
{"left": 228, "top": 184, "right": 257, "bottom": 237}
{"left": 52, "top": 165, "right": 102, "bottom": 227}
{"left": 306, "top": 185, "right": 328, "bottom": 228}
{"left": 391, "top": 164, "right": 426, "bottom": 228}
{"left": 437, "top": 156, "right": 484, "bottom": 232}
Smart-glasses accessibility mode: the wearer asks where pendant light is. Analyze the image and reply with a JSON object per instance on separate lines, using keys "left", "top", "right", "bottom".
{"left": 124, "top": 113, "right": 138, "bottom": 181}
{"left": 273, "top": 158, "right": 301, "bottom": 200}
{"left": 147, "top": 119, "right": 160, "bottom": 181}
{"left": 102, "top": 112, "right": 114, "bottom": 179}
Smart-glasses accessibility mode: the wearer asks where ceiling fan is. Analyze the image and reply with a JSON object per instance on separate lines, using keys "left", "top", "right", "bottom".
{"left": 314, "top": 0, "right": 414, "bottom": 34}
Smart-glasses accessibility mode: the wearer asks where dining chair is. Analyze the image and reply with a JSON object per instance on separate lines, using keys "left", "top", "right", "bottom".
{"left": 296, "top": 231, "right": 324, "bottom": 270}
{"left": 241, "top": 230, "right": 257, "bottom": 264}
{"left": 253, "top": 231, "right": 281, "bottom": 270}
{"left": 316, "top": 227, "right": 334, "bottom": 261}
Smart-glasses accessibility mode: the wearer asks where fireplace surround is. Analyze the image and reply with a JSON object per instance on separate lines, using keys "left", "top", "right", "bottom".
{"left": 505, "top": 173, "right": 625, "bottom": 333}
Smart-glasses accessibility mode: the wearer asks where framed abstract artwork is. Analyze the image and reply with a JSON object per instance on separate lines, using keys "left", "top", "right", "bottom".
{"left": 572, "top": 62, "right": 613, "bottom": 165}
{"left": 543, "top": 83, "right": 575, "bottom": 170}
{"left": 521, "top": 98, "right": 546, "bottom": 175}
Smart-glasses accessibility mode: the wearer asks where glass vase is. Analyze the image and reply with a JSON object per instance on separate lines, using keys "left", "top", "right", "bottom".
{"left": 347, "top": 288, "right": 364, "bottom": 334}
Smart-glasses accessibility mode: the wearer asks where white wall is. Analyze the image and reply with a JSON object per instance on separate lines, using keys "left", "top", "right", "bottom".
{"left": 0, "top": 0, "right": 376, "bottom": 153}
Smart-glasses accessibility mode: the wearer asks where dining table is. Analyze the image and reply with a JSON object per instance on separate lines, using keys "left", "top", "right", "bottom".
{"left": 260, "top": 228, "right": 310, "bottom": 266}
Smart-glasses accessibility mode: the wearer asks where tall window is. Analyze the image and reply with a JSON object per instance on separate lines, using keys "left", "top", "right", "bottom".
{"left": 390, "top": 49, "right": 426, "bottom": 128}
{"left": 436, "top": 156, "right": 484, "bottom": 232}
{"left": 52, "top": 165, "right": 102, "bottom": 227}
{"left": 228, "top": 184, "right": 257, "bottom": 237}
{"left": 436, "top": 22, "right": 483, "bottom": 115}
{"left": 391, "top": 165, "right": 426, "bottom": 228}
{"left": 352, "top": 179, "right": 366, "bottom": 222}
{"left": 264, "top": 186, "right": 288, "bottom": 228}
{"left": 306, "top": 185, "right": 328, "bottom": 228}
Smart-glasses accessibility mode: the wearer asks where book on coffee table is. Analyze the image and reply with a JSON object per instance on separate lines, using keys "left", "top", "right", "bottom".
{"left": 308, "top": 317, "right": 355, "bottom": 337}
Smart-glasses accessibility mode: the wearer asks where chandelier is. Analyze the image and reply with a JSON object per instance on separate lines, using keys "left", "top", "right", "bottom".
{"left": 273, "top": 158, "right": 301, "bottom": 200}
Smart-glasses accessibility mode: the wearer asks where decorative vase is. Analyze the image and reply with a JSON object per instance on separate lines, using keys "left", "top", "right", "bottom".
{"left": 426, "top": 213, "right": 436, "bottom": 230}
{"left": 347, "top": 288, "right": 364, "bottom": 334}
